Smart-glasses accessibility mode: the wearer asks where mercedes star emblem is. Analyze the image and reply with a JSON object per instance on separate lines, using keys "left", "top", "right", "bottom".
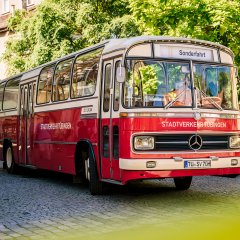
{"left": 188, "top": 134, "right": 203, "bottom": 150}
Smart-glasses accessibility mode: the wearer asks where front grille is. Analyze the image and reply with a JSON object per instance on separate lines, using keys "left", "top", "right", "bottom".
{"left": 153, "top": 134, "right": 229, "bottom": 151}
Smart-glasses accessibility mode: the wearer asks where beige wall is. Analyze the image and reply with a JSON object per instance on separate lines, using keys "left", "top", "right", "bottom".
{"left": 0, "top": 0, "right": 42, "bottom": 80}
{"left": 0, "top": 31, "right": 9, "bottom": 80}
{"left": 0, "top": 0, "right": 42, "bottom": 14}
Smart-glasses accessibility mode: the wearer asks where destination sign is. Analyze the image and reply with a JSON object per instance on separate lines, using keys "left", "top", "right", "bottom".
{"left": 154, "top": 44, "right": 219, "bottom": 62}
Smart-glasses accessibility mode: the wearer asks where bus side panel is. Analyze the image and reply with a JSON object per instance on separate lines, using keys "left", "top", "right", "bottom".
{"left": 118, "top": 116, "right": 240, "bottom": 183}
{"left": 111, "top": 118, "right": 121, "bottom": 181}
{"left": 0, "top": 115, "right": 19, "bottom": 163}
{"left": 0, "top": 116, "right": 4, "bottom": 161}
{"left": 120, "top": 117, "right": 240, "bottom": 159}
{"left": 33, "top": 107, "right": 98, "bottom": 174}
{"left": 121, "top": 168, "right": 240, "bottom": 184}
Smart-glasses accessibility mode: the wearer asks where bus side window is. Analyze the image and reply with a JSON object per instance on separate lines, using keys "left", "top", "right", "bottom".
{"left": 0, "top": 82, "right": 5, "bottom": 111}
{"left": 3, "top": 78, "right": 20, "bottom": 110}
{"left": 37, "top": 65, "right": 55, "bottom": 104}
{"left": 71, "top": 47, "right": 103, "bottom": 98}
{"left": 113, "top": 61, "right": 121, "bottom": 111}
{"left": 103, "top": 64, "right": 111, "bottom": 112}
{"left": 53, "top": 58, "right": 73, "bottom": 102}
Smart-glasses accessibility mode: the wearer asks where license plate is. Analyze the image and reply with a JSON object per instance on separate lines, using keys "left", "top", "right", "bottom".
{"left": 184, "top": 160, "right": 211, "bottom": 169}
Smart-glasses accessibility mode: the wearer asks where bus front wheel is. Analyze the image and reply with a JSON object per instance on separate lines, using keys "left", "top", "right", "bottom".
{"left": 174, "top": 177, "right": 192, "bottom": 190}
{"left": 4, "top": 145, "right": 17, "bottom": 174}
{"left": 88, "top": 151, "right": 103, "bottom": 195}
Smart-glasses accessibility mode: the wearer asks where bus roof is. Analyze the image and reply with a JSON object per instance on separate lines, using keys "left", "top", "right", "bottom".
{"left": 103, "top": 36, "right": 234, "bottom": 56}
{"left": 0, "top": 36, "right": 234, "bottom": 82}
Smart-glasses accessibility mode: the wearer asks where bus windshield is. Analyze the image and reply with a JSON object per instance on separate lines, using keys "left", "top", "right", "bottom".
{"left": 193, "top": 64, "right": 236, "bottom": 110}
{"left": 123, "top": 60, "right": 237, "bottom": 110}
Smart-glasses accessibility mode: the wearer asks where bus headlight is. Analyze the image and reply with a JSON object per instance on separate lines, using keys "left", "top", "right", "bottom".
{"left": 229, "top": 136, "right": 240, "bottom": 149}
{"left": 134, "top": 136, "right": 155, "bottom": 150}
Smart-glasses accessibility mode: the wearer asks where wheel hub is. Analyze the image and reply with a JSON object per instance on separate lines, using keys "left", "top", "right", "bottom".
{"left": 6, "top": 148, "right": 12, "bottom": 169}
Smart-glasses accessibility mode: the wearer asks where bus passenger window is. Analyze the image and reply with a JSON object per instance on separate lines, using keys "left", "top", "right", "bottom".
{"left": 113, "top": 126, "right": 119, "bottom": 159}
{"left": 3, "top": 78, "right": 20, "bottom": 110}
{"left": 37, "top": 65, "right": 54, "bottom": 104}
{"left": 103, "top": 64, "right": 111, "bottom": 112}
{"left": 114, "top": 61, "right": 120, "bottom": 111}
{"left": 103, "top": 126, "right": 109, "bottom": 158}
{"left": 0, "top": 82, "right": 5, "bottom": 111}
{"left": 71, "top": 48, "right": 103, "bottom": 98}
{"left": 53, "top": 58, "right": 73, "bottom": 102}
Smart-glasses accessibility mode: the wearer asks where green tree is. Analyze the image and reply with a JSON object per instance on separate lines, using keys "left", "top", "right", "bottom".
{"left": 2, "top": 0, "right": 139, "bottom": 76}
{"left": 129, "top": 0, "right": 240, "bottom": 66}
{"left": 2, "top": 0, "right": 240, "bottom": 79}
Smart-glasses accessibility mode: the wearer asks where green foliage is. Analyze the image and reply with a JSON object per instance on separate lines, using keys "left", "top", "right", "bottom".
{"left": 129, "top": 0, "right": 240, "bottom": 67}
{"left": 2, "top": 0, "right": 240, "bottom": 82}
{"left": 3, "top": 0, "right": 138, "bottom": 76}
{"left": 139, "top": 65, "right": 160, "bottom": 95}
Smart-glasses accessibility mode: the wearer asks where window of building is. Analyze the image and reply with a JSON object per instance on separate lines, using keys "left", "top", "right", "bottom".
{"left": 37, "top": 65, "right": 55, "bottom": 104}
{"left": 3, "top": 0, "right": 10, "bottom": 13}
{"left": 71, "top": 48, "right": 103, "bottom": 98}
{"left": 3, "top": 78, "right": 20, "bottom": 110}
{"left": 27, "top": 0, "right": 33, "bottom": 6}
{"left": 52, "top": 58, "right": 73, "bottom": 102}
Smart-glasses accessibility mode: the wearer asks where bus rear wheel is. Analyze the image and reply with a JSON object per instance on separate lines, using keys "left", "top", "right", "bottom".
{"left": 4, "top": 146, "right": 17, "bottom": 174}
{"left": 174, "top": 176, "right": 192, "bottom": 190}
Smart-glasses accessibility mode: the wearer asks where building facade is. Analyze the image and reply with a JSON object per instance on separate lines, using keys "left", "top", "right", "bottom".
{"left": 0, "top": 0, "right": 41, "bottom": 80}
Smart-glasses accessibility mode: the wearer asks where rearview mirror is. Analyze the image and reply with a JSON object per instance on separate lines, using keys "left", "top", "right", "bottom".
{"left": 181, "top": 66, "right": 190, "bottom": 74}
{"left": 116, "top": 66, "right": 126, "bottom": 83}
{"left": 234, "top": 66, "right": 238, "bottom": 78}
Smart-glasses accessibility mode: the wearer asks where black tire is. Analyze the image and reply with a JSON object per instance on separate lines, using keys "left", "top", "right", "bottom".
{"left": 4, "top": 145, "right": 17, "bottom": 174}
{"left": 75, "top": 149, "right": 88, "bottom": 185}
{"left": 174, "top": 176, "right": 192, "bottom": 190}
{"left": 88, "top": 150, "right": 103, "bottom": 195}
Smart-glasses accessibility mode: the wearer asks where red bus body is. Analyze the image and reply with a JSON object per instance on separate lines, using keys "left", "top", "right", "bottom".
{"left": 0, "top": 36, "right": 239, "bottom": 194}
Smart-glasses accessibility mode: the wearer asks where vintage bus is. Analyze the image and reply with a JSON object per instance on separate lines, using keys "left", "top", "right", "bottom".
{"left": 0, "top": 36, "right": 240, "bottom": 194}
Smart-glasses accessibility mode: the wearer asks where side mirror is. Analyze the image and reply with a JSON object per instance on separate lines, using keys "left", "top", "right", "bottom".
{"left": 181, "top": 65, "right": 190, "bottom": 74}
{"left": 116, "top": 66, "right": 126, "bottom": 83}
{"left": 234, "top": 66, "right": 239, "bottom": 79}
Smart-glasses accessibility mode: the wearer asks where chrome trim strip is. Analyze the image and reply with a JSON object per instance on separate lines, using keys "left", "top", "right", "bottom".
{"left": 0, "top": 111, "right": 18, "bottom": 117}
{"left": 155, "top": 141, "right": 188, "bottom": 144}
{"left": 156, "top": 141, "right": 228, "bottom": 144}
{"left": 34, "top": 97, "right": 98, "bottom": 113}
{"left": 34, "top": 141, "right": 77, "bottom": 145}
{"left": 204, "top": 141, "right": 228, "bottom": 144}
{"left": 120, "top": 157, "right": 240, "bottom": 171}
{"left": 80, "top": 113, "right": 98, "bottom": 119}
{"left": 131, "top": 132, "right": 238, "bottom": 154}
{"left": 132, "top": 149, "right": 239, "bottom": 155}
{"left": 120, "top": 111, "right": 240, "bottom": 119}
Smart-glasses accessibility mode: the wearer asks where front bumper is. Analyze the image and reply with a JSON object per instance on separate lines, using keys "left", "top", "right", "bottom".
{"left": 120, "top": 157, "right": 240, "bottom": 170}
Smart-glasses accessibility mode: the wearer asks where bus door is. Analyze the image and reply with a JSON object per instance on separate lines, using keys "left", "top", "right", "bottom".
{"left": 101, "top": 59, "right": 121, "bottom": 181}
{"left": 19, "top": 83, "right": 34, "bottom": 166}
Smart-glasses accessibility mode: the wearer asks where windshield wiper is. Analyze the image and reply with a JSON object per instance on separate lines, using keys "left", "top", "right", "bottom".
{"left": 198, "top": 89, "right": 223, "bottom": 111}
{"left": 164, "top": 89, "right": 186, "bottom": 110}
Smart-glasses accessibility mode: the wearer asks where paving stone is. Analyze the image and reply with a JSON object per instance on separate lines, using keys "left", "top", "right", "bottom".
{"left": 0, "top": 169, "right": 239, "bottom": 239}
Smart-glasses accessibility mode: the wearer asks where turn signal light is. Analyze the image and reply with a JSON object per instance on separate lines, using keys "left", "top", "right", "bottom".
{"left": 231, "top": 159, "right": 238, "bottom": 166}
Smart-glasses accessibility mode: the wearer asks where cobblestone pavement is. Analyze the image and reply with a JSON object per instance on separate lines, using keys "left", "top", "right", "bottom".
{"left": 0, "top": 161, "right": 240, "bottom": 240}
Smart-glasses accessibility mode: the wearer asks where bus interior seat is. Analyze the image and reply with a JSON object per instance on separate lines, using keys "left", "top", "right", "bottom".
{"left": 153, "top": 84, "right": 167, "bottom": 107}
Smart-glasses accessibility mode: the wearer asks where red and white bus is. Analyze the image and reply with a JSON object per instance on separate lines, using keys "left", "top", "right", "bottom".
{"left": 1, "top": 36, "right": 240, "bottom": 194}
